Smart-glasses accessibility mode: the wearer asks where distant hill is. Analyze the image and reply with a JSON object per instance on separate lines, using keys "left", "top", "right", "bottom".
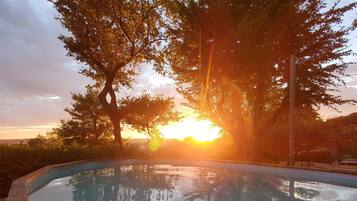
{"left": 0, "top": 139, "right": 30, "bottom": 145}
{"left": 327, "top": 112, "right": 357, "bottom": 125}
{"left": 0, "top": 138, "right": 177, "bottom": 146}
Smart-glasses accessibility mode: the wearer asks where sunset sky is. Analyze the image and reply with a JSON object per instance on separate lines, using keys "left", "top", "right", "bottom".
{"left": 0, "top": 0, "right": 356, "bottom": 139}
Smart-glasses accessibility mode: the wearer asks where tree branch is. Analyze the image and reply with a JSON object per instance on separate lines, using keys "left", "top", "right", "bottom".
{"left": 111, "top": 2, "right": 135, "bottom": 53}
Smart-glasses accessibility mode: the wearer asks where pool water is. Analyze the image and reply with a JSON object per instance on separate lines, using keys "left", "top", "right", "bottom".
{"left": 28, "top": 162, "right": 357, "bottom": 201}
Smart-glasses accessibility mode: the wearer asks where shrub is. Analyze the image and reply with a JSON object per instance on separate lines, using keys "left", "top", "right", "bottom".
{"left": 0, "top": 143, "right": 141, "bottom": 198}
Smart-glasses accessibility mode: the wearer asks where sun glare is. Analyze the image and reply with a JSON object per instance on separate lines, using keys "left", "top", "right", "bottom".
{"left": 159, "top": 110, "right": 222, "bottom": 142}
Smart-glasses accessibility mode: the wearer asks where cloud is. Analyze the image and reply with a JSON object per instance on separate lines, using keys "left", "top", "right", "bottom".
{"left": 0, "top": 0, "right": 181, "bottom": 138}
{"left": 119, "top": 63, "right": 184, "bottom": 104}
{"left": 0, "top": 0, "right": 89, "bottom": 135}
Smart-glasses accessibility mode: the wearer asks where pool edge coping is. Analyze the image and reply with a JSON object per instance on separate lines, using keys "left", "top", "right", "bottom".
{"left": 5, "top": 157, "right": 357, "bottom": 201}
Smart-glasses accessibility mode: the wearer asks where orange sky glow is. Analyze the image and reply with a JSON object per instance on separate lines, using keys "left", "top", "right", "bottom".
{"left": 0, "top": 107, "right": 223, "bottom": 141}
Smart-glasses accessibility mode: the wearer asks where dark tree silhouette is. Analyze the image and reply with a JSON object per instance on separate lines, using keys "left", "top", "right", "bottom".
{"left": 164, "top": 0, "right": 356, "bottom": 159}
{"left": 120, "top": 94, "right": 180, "bottom": 137}
{"left": 51, "top": 0, "right": 167, "bottom": 145}
{"left": 54, "top": 119, "right": 91, "bottom": 145}
{"left": 120, "top": 94, "right": 180, "bottom": 150}
{"left": 63, "top": 85, "right": 111, "bottom": 144}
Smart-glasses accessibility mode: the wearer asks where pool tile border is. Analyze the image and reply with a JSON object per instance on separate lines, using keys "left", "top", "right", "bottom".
{"left": 5, "top": 157, "right": 357, "bottom": 201}
{"left": 5, "top": 160, "right": 86, "bottom": 201}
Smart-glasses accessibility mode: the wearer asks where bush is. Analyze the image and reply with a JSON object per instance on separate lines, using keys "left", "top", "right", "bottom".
{"left": 0, "top": 143, "right": 141, "bottom": 198}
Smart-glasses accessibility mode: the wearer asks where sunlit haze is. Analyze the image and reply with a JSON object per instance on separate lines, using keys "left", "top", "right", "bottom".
{"left": 159, "top": 109, "right": 222, "bottom": 141}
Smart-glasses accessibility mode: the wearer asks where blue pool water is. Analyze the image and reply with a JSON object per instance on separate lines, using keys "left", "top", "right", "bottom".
{"left": 28, "top": 160, "right": 357, "bottom": 201}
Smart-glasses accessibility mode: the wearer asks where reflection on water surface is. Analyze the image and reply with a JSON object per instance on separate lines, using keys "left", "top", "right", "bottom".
{"left": 29, "top": 164, "right": 357, "bottom": 201}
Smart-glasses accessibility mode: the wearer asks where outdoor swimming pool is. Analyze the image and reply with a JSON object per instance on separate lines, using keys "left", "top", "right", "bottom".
{"left": 17, "top": 160, "right": 357, "bottom": 201}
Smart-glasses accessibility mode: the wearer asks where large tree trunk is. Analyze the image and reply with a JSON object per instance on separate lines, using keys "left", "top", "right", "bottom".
{"left": 113, "top": 118, "right": 122, "bottom": 145}
{"left": 252, "top": 66, "right": 267, "bottom": 136}
{"left": 98, "top": 73, "right": 123, "bottom": 146}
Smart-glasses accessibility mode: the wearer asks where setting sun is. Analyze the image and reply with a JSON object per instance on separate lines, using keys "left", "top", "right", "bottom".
{"left": 159, "top": 110, "right": 222, "bottom": 142}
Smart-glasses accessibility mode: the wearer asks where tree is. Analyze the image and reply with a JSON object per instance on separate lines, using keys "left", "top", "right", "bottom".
{"left": 53, "top": 86, "right": 111, "bottom": 145}
{"left": 27, "top": 134, "right": 63, "bottom": 148}
{"left": 120, "top": 94, "right": 179, "bottom": 137}
{"left": 65, "top": 86, "right": 111, "bottom": 144}
{"left": 54, "top": 119, "right": 91, "bottom": 145}
{"left": 164, "top": 0, "right": 356, "bottom": 159}
{"left": 51, "top": 0, "right": 167, "bottom": 145}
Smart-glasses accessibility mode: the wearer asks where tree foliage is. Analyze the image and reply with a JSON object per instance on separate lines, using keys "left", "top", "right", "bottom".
{"left": 64, "top": 86, "right": 111, "bottom": 144}
{"left": 53, "top": 88, "right": 180, "bottom": 145}
{"left": 121, "top": 94, "right": 180, "bottom": 137}
{"left": 50, "top": 0, "right": 357, "bottom": 158}
{"left": 51, "top": 0, "right": 168, "bottom": 145}
{"left": 54, "top": 119, "right": 92, "bottom": 145}
{"left": 55, "top": 86, "right": 112, "bottom": 145}
{"left": 164, "top": 0, "right": 357, "bottom": 157}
